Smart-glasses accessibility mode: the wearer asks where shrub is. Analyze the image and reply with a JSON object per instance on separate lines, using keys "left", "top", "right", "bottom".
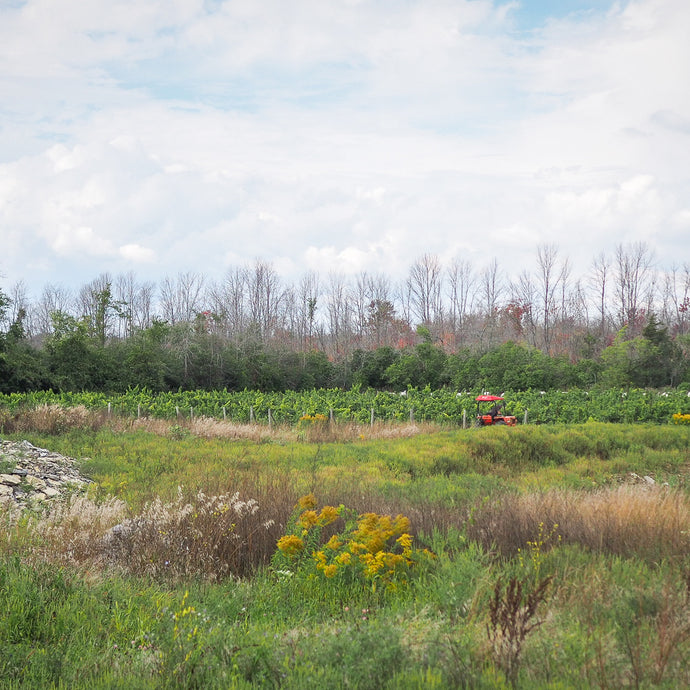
{"left": 4, "top": 489, "right": 281, "bottom": 581}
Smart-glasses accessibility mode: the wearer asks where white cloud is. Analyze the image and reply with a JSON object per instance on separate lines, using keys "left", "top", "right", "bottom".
{"left": 0, "top": 0, "right": 689, "bottom": 297}
{"left": 51, "top": 226, "right": 115, "bottom": 257}
{"left": 119, "top": 243, "right": 156, "bottom": 263}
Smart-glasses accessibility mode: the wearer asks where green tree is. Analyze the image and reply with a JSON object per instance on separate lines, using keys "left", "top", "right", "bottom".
{"left": 384, "top": 340, "right": 447, "bottom": 389}
{"left": 115, "top": 320, "right": 173, "bottom": 391}
{"left": 600, "top": 316, "right": 683, "bottom": 389}
{"left": 0, "top": 293, "right": 50, "bottom": 392}
{"left": 350, "top": 347, "right": 400, "bottom": 389}
{"left": 634, "top": 313, "right": 681, "bottom": 387}
{"left": 445, "top": 348, "right": 481, "bottom": 390}
{"left": 45, "top": 311, "right": 117, "bottom": 391}
{"left": 600, "top": 326, "right": 632, "bottom": 387}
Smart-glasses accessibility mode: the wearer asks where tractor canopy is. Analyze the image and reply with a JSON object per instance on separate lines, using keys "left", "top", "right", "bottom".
{"left": 475, "top": 395, "right": 504, "bottom": 402}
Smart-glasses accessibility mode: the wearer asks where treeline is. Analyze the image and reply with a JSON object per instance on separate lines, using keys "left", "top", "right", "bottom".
{"left": 1, "top": 242, "right": 689, "bottom": 394}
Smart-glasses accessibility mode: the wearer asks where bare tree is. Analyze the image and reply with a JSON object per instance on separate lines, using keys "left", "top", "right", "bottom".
{"left": 406, "top": 254, "right": 443, "bottom": 328}
{"left": 480, "top": 258, "right": 503, "bottom": 318}
{"left": 351, "top": 272, "right": 394, "bottom": 348}
{"left": 208, "top": 266, "right": 249, "bottom": 341}
{"left": 510, "top": 270, "right": 538, "bottom": 346}
{"left": 326, "top": 272, "right": 352, "bottom": 357}
{"left": 478, "top": 258, "right": 504, "bottom": 349}
{"left": 245, "top": 260, "right": 285, "bottom": 341}
{"left": 294, "top": 271, "right": 320, "bottom": 351}
{"left": 30, "top": 283, "right": 73, "bottom": 337}
{"left": 113, "top": 271, "right": 154, "bottom": 337}
{"left": 589, "top": 252, "right": 611, "bottom": 338}
{"left": 661, "top": 263, "right": 690, "bottom": 335}
{"left": 536, "top": 244, "right": 561, "bottom": 354}
{"left": 613, "top": 242, "right": 655, "bottom": 332}
{"left": 159, "top": 272, "right": 206, "bottom": 325}
{"left": 447, "top": 258, "right": 476, "bottom": 343}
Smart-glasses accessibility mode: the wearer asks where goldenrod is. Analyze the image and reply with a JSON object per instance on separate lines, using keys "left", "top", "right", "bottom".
{"left": 298, "top": 510, "right": 319, "bottom": 528}
{"left": 318, "top": 505, "right": 339, "bottom": 525}
{"left": 277, "top": 534, "right": 304, "bottom": 558}
{"left": 298, "top": 494, "right": 317, "bottom": 510}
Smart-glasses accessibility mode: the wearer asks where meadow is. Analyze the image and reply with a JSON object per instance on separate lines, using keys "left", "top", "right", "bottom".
{"left": 2, "top": 404, "right": 690, "bottom": 688}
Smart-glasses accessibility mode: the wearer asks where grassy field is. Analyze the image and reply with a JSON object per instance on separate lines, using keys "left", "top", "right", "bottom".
{"left": 2, "top": 409, "right": 690, "bottom": 688}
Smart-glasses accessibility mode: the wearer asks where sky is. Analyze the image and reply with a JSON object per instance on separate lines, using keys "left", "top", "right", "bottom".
{"left": 1, "top": 0, "right": 689, "bottom": 300}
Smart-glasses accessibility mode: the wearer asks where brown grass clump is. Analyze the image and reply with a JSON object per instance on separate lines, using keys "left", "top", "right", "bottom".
{"left": 468, "top": 484, "right": 690, "bottom": 563}
{"left": 186, "top": 416, "right": 293, "bottom": 442}
{"left": 1, "top": 404, "right": 106, "bottom": 435}
{"left": 3, "top": 494, "right": 128, "bottom": 564}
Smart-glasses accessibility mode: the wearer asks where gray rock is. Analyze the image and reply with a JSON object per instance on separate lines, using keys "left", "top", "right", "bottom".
{"left": 0, "top": 440, "right": 92, "bottom": 508}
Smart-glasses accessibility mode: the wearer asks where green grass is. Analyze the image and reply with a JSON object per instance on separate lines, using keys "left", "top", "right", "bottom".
{"left": 2, "top": 421, "right": 690, "bottom": 687}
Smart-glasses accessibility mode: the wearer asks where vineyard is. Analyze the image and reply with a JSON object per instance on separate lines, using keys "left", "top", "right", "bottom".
{"left": 1, "top": 386, "right": 689, "bottom": 425}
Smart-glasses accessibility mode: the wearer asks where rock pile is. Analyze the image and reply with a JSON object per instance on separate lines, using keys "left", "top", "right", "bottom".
{"left": 0, "top": 439, "right": 92, "bottom": 507}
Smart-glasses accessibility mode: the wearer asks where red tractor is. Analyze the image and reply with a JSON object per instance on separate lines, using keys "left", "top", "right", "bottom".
{"left": 475, "top": 395, "right": 517, "bottom": 427}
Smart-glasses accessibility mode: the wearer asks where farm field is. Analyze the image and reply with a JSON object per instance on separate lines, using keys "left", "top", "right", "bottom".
{"left": 2, "top": 406, "right": 690, "bottom": 688}
{"left": 2, "top": 386, "right": 690, "bottom": 425}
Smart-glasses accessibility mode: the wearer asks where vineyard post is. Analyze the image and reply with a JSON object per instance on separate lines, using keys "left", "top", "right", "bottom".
{"left": 191, "top": 406, "right": 194, "bottom": 421}
{"left": 250, "top": 406, "right": 254, "bottom": 424}
{"left": 222, "top": 407, "right": 226, "bottom": 421}
{"left": 329, "top": 408, "right": 334, "bottom": 424}
{"left": 370, "top": 408, "right": 374, "bottom": 427}
{"left": 107, "top": 402, "right": 111, "bottom": 417}
{"left": 176, "top": 406, "right": 180, "bottom": 419}
{"left": 524, "top": 409, "right": 528, "bottom": 425}
{"left": 462, "top": 409, "right": 466, "bottom": 429}
{"left": 410, "top": 408, "right": 414, "bottom": 423}
{"left": 137, "top": 404, "right": 141, "bottom": 419}
{"left": 268, "top": 409, "right": 273, "bottom": 427}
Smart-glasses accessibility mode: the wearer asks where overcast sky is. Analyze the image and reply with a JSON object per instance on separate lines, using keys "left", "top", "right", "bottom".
{"left": 1, "top": 0, "right": 689, "bottom": 299}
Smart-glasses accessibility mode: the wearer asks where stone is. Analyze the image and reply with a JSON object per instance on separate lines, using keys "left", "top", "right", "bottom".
{"left": 0, "top": 438, "right": 92, "bottom": 508}
{"left": 25, "top": 476, "right": 47, "bottom": 490}
{"left": 0, "top": 474, "right": 21, "bottom": 486}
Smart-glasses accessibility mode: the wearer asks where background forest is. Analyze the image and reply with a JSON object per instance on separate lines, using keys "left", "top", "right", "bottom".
{"left": 1, "top": 242, "right": 689, "bottom": 394}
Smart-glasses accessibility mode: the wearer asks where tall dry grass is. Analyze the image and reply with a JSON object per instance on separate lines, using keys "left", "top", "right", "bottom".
{"left": 468, "top": 484, "right": 690, "bottom": 563}
{"left": 0, "top": 404, "right": 436, "bottom": 442}
{"left": 0, "top": 404, "right": 107, "bottom": 435}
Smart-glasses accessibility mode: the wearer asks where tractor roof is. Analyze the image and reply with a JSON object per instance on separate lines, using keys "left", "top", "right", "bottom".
{"left": 475, "top": 395, "right": 504, "bottom": 402}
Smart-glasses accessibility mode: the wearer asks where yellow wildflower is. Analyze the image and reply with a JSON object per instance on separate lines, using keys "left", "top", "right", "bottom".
{"left": 396, "top": 533, "right": 413, "bottom": 556}
{"left": 393, "top": 515, "right": 411, "bottom": 536}
{"left": 323, "top": 564, "right": 338, "bottom": 578}
{"left": 298, "top": 494, "right": 317, "bottom": 510}
{"left": 349, "top": 541, "right": 367, "bottom": 554}
{"left": 277, "top": 534, "right": 304, "bottom": 558}
{"left": 298, "top": 510, "right": 319, "bottom": 529}
{"left": 336, "top": 552, "right": 352, "bottom": 566}
{"left": 325, "top": 535, "right": 342, "bottom": 551}
{"left": 318, "top": 505, "right": 339, "bottom": 526}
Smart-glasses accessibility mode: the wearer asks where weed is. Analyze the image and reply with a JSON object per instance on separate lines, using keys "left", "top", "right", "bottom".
{"left": 486, "top": 575, "right": 552, "bottom": 687}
